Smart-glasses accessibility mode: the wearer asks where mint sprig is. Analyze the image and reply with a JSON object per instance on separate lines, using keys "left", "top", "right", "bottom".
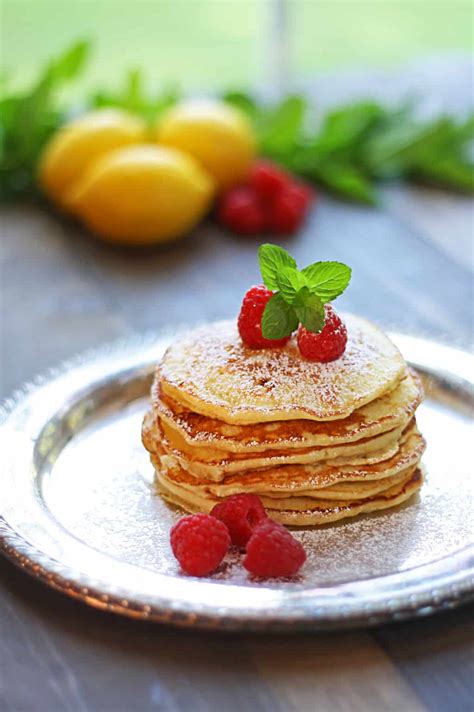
{"left": 258, "top": 244, "right": 351, "bottom": 341}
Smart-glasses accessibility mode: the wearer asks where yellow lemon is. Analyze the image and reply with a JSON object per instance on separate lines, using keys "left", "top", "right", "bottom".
{"left": 38, "top": 108, "right": 147, "bottom": 209}
{"left": 155, "top": 100, "right": 256, "bottom": 192}
{"left": 69, "top": 144, "right": 215, "bottom": 246}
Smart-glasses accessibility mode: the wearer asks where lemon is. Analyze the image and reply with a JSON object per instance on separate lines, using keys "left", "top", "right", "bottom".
{"left": 155, "top": 100, "right": 256, "bottom": 192}
{"left": 69, "top": 144, "right": 215, "bottom": 246}
{"left": 38, "top": 109, "right": 147, "bottom": 209}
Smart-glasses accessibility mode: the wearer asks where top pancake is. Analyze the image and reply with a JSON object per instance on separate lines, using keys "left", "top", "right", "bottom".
{"left": 153, "top": 369, "right": 422, "bottom": 452}
{"left": 158, "top": 317, "right": 406, "bottom": 424}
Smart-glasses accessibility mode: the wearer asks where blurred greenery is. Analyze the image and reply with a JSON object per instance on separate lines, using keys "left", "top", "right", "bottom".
{"left": 0, "top": 41, "right": 90, "bottom": 200}
{"left": 1, "top": 38, "right": 472, "bottom": 204}
{"left": 224, "top": 92, "right": 474, "bottom": 203}
{"left": 1, "top": 2, "right": 473, "bottom": 204}
{"left": 2, "top": 0, "right": 472, "bottom": 92}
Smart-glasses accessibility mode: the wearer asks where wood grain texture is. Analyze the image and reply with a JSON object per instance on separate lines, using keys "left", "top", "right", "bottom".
{"left": 1, "top": 56, "right": 473, "bottom": 712}
{"left": 382, "top": 186, "right": 474, "bottom": 274}
{"left": 248, "top": 635, "right": 425, "bottom": 712}
{"left": 373, "top": 607, "right": 474, "bottom": 712}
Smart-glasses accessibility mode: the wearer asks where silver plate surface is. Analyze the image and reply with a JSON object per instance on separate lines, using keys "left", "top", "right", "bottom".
{"left": 0, "top": 331, "right": 473, "bottom": 631}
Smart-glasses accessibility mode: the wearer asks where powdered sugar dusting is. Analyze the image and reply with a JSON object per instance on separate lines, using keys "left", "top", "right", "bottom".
{"left": 152, "top": 370, "right": 422, "bottom": 450}
{"left": 159, "top": 317, "right": 406, "bottom": 423}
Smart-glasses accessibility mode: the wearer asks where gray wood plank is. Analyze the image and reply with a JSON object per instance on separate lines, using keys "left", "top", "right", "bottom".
{"left": 373, "top": 606, "right": 474, "bottom": 712}
{"left": 0, "top": 205, "right": 126, "bottom": 398}
{"left": 248, "top": 634, "right": 425, "bottom": 712}
{"left": 383, "top": 185, "right": 474, "bottom": 273}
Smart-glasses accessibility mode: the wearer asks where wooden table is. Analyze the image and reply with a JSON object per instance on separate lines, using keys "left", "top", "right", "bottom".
{"left": 1, "top": 57, "right": 473, "bottom": 711}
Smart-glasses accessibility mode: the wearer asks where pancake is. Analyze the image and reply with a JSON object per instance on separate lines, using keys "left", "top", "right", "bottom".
{"left": 260, "top": 468, "right": 415, "bottom": 502}
{"left": 153, "top": 369, "right": 422, "bottom": 453}
{"left": 143, "top": 315, "right": 425, "bottom": 527}
{"left": 158, "top": 317, "right": 406, "bottom": 424}
{"left": 156, "top": 464, "right": 416, "bottom": 508}
{"left": 155, "top": 464, "right": 413, "bottom": 508}
{"left": 143, "top": 414, "right": 409, "bottom": 481}
{"left": 149, "top": 427, "right": 425, "bottom": 497}
{"left": 156, "top": 467, "right": 424, "bottom": 526}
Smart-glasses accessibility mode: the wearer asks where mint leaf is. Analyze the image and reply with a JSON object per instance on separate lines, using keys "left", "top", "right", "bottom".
{"left": 222, "top": 91, "right": 259, "bottom": 121}
{"left": 261, "top": 293, "right": 298, "bottom": 340}
{"left": 311, "top": 163, "right": 378, "bottom": 205}
{"left": 260, "top": 96, "right": 307, "bottom": 157}
{"left": 293, "top": 287, "right": 325, "bottom": 333}
{"left": 315, "top": 102, "right": 386, "bottom": 155}
{"left": 46, "top": 40, "right": 90, "bottom": 83}
{"left": 258, "top": 244, "right": 297, "bottom": 290}
{"left": 414, "top": 157, "right": 474, "bottom": 193}
{"left": 302, "top": 261, "right": 352, "bottom": 302}
{"left": 276, "top": 266, "right": 308, "bottom": 303}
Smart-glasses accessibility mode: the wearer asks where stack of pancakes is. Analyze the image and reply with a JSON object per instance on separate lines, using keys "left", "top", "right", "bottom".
{"left": 142, "top": 316, "right": 425, "bottom": 525}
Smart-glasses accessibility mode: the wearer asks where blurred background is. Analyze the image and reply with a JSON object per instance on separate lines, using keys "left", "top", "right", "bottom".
{"left": 3, "top": 0, "right": 473, "bottom": 92}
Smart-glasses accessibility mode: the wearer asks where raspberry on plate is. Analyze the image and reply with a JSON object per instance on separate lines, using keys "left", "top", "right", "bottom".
{"left": 297, "top": 305, "right": 347, "bottom": 362}
{"left": 243, "top": 519, "right": 306, "bottom": 578}
{"left": 217, "top": 186, "right": 266, "bottom": 235}
{"left": 238, "top": 284, "right": 291, "bottom": 348}
{"left": 248, "top": 159, "right": 290, "bottom": 200}
{"left": 170, "top": 513, "right": 230, "bottom": 576}
{"left": 211, "top": 494, "right": 267, "bottom": 547}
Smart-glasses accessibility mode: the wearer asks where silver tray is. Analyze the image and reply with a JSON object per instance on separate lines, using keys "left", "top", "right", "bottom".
{"left": 1, "top": 331, "right": 473, "bottom": 631}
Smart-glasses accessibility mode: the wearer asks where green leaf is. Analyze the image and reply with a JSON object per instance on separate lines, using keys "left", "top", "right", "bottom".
{"left": 258, "top": 243, "right": 297, "bottom": 290}
{"left": 314, "top": 163, "right": 377, "bottom": 205}
{"left": 413, "top": 157, "right": 474, "bottom": 193}
{"left": 293, "top": 287, "right": 326, "bottom": 333}
{"left": 260, "top": 95, "right": 307, "bottom": 158}
{"left": 276, "top": 266, "right": 308, "bottom": 303}
{"left": 45, "top": 40, "right": 90, "bottom": 83}
{"left": 451, "top": 113, "right": 474, "bottom": 146}
{"left": 363, "top": 116, "right": 473, "bottom": 177}
{"left": 222, "top": 91, "right": 259, "bottom": 121}
{"left": 261, "top": 293, "right": 299, "bottom": 340}
{"left": 315, "top": 101, "right": 386, "bottom": 155}
{"left": 302, "top": 261, "right": 352, "bottom": 302}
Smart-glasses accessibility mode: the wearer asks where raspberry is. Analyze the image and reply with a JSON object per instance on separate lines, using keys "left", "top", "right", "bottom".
{"left": 170, "top": 513, "right": 230, "bottom": 576}
{"left": 297, "top": 305, "right": 347, "bottom": 362}
{"left": 289, "top": 181, "right": 316, "bottom": 211}
{"left": 217, "top": 186, "right": 265, "bottom": 235}
{"left": 248, "top": 160, "right": 290, "bottom": 199}
{"left": 238, "top": 284, "right": 291, "bottom": 348}
{"left": 266, "top": 186, "right": 307, "bottom": 233}
{"left": 211, "top": 494, "right": 267, "bottom": 547}
{"left": 243, "top": 519, "right": 306, "bottom": 578}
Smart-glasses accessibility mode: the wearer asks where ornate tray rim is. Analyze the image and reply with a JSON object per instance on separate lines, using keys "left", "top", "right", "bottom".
{"left": 1, "top": 330, "right": 473, "bottom": 631}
